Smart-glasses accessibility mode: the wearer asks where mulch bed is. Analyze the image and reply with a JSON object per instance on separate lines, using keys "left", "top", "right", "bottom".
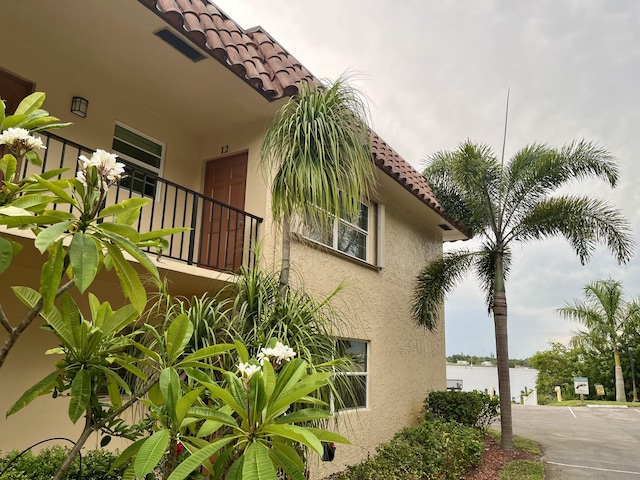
{"left": 464, "top": 435, "right": 540, "bottom": 480}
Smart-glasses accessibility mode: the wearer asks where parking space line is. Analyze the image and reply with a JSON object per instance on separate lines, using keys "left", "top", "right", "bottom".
{"left": 547, "top": 461, "right": 640, "bottom": 475}
{"left": 634, "top": 409, "right": 640, "bottom": 414}
{"left": 568, "top": 407, "right": 576, "bottom": 418}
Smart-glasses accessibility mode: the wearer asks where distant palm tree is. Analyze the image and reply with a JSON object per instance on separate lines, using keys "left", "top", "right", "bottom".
{"left": 412, "top": 141, "right": 633, "bottom": 450}
{"left": 260, "top": 74, "right": 376, "bottom": 288}
{"left": 558, "top": 279, "right": 640, "bottom": 402}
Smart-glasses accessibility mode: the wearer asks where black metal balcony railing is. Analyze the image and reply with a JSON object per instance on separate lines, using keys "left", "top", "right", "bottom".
{"left": 18, "top": 132, "right": 262, "bottom": 273}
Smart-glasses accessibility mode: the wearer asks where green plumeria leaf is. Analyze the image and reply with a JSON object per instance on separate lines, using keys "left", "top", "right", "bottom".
{"left": 305, "top": 427, "right": 351, "bottom": 444}
{"left": 0, "top": 154, "right": 16, "bottom": 180}
{"left": 14, "top": 92, "right": 45, "bottom": 115}
{"left": 0, "top": 236, "right": 14, "bottom": 274}
{"left": 242, "top": 442, "right": 276, "bottom": 480}
{"left": 98, "top": 198, "right": 150, "bottom": 220}
{"left": 104, "top": 242, "right": 147, "bottom": 313}
{"left": 40, "top": 240, "right": 65, "bottom": 312}
{"left": 97, "top": 222, "right": 139, "bottom": 242}
{"left": 116, "top": 207, "right": 141, "bottom": 226}
{"left": 160, "top": 367, "right": 180, "bottom": 423}
{"left": 34, "top": 220, "right": 73, "bottom": 253}
{"left": 274, "top": 408, "right": 332, "bottom": 424}
{"left": 262, "top": 424, "right": 323, "bottom": 455}
{"left": 6, "top": 371, "right": 60, "bottom": 416}
{"left": 68, "top": 232, "right": 99, "bottom": 293}
{"left": 134, "top": 430, "right": 170, "bottom": 479}
{"left": 167, "top": 436, "right": 236, "bottom": 480}
{"left": 68, "top": 369, "right": 91, "bottom": 423}
{"left": 269, "top": 444, "right": 306, "bottom": 480}
{"left": 138, "top": 227, "right": 189, "bottom": 242}
{"left": 176, "top": 388, "right": 205, "bottom": 425}
{"left": 177, "top": 344, "right": 235, "bottom": 367}
{"left": 165, "top": 313, "right": 193, "bottom": 363}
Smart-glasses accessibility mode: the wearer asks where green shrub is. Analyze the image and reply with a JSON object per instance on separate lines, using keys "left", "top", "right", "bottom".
{"left": 332, "top": 419, "right": 482, "bottom": 480}
{"left": 0, "top": 446, "right": 126, "bottom": 480}
{"left": 424, "top": 390, "right": 500, "bottom": 430}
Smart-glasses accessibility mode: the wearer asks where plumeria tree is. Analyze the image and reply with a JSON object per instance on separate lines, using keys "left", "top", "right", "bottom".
{"left": 0, "top": 93, "right": 184, "bottom": 369}
{"left": 114, "top": 336, "right": 348, "bottom": 480}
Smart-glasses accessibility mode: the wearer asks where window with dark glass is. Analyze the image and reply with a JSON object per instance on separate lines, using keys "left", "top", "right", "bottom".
{"left": 111, "top": 123, "right": 163, "bottom": 197}
{"left": 304, "top": 202, "right": 370, "bottom": 261}
{"left": 334, "top": 339, "right": 368, "bottom": 410}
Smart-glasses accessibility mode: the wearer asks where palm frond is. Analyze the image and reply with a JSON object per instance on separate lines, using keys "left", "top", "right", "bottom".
{"left": 260, "top": 74, "right": 375, "bottom": 229}
{"left": 412, "top": 250, "right": 479, "bottom": 330}
{"left": 423, "top": 141, "right": 500, "bottom": 235}
{"left": 475, "top": 244, "right": 512, "bottom": 312}
{"left": 513, "top": 195, "right": 633, "bottom": 264}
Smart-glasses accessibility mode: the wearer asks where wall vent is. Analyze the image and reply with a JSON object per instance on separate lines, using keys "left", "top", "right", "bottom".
{"left": 154, "top": 28, "right": 206, "bottom": 62}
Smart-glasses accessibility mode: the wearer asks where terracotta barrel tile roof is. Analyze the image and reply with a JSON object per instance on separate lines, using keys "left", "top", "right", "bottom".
{"left": 139, "top": 0, "right": 315, "bottom": 99}
{"left": 138, "top": 0, "right": 466, "bottom": 234}
{"left": 370, "top": 131, "right": 445, "bottom": 215}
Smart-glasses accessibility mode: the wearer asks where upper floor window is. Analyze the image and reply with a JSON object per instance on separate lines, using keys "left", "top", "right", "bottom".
{"left": 304, "top": 201, "right": 370, "bottom": 262}
{"left": 112, "top": 123, "right": 164, "bottom": 197}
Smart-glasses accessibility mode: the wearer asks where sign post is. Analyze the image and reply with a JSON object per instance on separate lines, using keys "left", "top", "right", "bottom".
{"left": 574, "top": 377, "right": 589, "bottom": 403}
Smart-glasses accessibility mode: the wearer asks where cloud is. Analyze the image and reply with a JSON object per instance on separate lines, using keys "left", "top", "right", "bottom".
{"left": 217, "top": 0, "right": 640, "bottom": 358}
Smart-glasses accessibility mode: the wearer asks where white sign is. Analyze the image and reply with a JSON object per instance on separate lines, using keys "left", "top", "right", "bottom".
{"left": 574, "top": 377, "right": 589, "bottom": 395}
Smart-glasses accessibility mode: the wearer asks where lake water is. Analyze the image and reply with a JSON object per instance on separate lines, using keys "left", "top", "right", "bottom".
{"left": 446, "top": 365, "right": 538, "bottom": 400}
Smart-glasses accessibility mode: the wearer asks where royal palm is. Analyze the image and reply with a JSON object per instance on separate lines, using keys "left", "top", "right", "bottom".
{"left": 412, "top": 141, "right": 632, "bottom": 449}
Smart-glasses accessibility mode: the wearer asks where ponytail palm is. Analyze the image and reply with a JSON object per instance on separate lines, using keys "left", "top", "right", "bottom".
{"left": 412, "top": 140, "right": 633, "bottom": 450}
{"left": 260, "top": 75, "right": 375, "bottom": 287}
{"left": 558, "top": 279, "right": 640, "bottom": 402}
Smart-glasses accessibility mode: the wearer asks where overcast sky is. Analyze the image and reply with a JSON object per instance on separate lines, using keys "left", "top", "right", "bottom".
{"left": 214, "top": 0, "right": 640, "bottom": 359}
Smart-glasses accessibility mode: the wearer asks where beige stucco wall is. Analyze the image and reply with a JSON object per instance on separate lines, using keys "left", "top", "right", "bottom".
{"left": 282, "top": 175, "right": 447, "bottom": 478}
{"left": 0, "top": 2, "right": 450, "bottom": 472}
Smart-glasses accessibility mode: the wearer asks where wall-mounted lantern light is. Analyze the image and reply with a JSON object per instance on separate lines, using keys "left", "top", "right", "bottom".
{"left": 71, "top": 96, "right": 89, "bottom": 118}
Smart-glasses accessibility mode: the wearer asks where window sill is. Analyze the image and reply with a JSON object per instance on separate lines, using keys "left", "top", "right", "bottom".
{"left": 291, "top": 233, "right": 381, "bottom": 272}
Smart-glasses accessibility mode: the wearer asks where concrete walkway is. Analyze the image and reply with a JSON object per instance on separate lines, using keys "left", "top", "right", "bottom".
{"left": 508, "top": 404, "right": 640, "bottom": 479}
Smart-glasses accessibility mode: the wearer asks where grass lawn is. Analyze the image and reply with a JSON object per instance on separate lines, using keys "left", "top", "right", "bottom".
{"left": 487, "top": 430, "right": 544, "bottom": 480}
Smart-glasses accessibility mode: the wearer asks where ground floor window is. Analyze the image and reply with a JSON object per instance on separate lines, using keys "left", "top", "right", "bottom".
{"left": 334, "top": 339, "right": 368, "bottom": 410}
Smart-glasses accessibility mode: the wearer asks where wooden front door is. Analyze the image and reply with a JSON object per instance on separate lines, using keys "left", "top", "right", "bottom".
{"left": 0, "top": 69, "right": 34, "bottom": 183}
{"left": 199, "top": 153, "right": 248, "bottom": 270}
{"left": 0, "top": 68, "right": 34, "bottom": 114}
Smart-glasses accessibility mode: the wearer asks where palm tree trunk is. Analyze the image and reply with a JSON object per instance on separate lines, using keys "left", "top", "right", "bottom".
{"left": 493, "top": 291, "right": 514, "bottom": 451}
{"left": 613, "top": 347, "right": 626, "bottom": 402}
{"left": 493, "top": 251, "right": 514, "bottom": 450}
{"left": 279, "top": 217, "right": 291, "bottom": 290}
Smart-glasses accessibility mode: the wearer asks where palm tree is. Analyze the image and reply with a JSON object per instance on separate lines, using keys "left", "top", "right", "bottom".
{"left": 558, "top": 279, "right": 640, "bottom": 402}
{"left": 260, "top": 74, "right": 376, "bottom": 288}
{"left": 412, "top": 141, "right": 633, "bottom": 450}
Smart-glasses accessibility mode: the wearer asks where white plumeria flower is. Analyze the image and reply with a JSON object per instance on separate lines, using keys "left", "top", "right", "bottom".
{"left": 257, "top": 342, "right": 297, "bottom": 366}
{"left": 237, "top": 362, "right": 261, "bottom": 380}
{"left": 77, "top": 149, "right": 125, "bottom": 187}
{"left": 0, "top": 127, "right": 46, "bottom": 156}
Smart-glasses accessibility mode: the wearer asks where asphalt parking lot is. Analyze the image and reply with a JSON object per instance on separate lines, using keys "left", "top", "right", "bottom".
{"left": 508, "top": 404, "right": 640, "bottom": 479}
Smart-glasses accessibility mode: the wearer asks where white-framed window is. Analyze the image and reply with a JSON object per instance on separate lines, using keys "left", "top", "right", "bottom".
{"left": 111, "top": 122, "right": 164, "bottom": 197}
{"left": 333, "top": 339, "right": 368, "bottom": 410}
{"left": 304, "top": 201, "right": 371, "bottom": 262}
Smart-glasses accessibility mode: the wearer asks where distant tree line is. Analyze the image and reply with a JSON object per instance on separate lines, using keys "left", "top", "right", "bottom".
{"left": 531, "top": 279, "right": 640, "bottom": 403}
{"left": 446, "top": 354, "right": 530, "bottom": 368}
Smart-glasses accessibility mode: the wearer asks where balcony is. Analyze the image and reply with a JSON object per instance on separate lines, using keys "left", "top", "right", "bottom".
{"left": 14, "top": 132, "right": 262, "bottom": 273}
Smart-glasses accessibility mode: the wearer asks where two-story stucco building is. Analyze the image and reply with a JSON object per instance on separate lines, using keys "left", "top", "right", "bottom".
{"left": 0, "top": 0, "right": 468, "bottom": 476}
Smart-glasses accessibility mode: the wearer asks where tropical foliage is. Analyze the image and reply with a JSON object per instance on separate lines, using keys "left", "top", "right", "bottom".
{"left": 557, "top": 279, "right": 640, "bottom": 402}
{"left": 0, "top": 93, "right": 184, "bottom": 370}
{"left": 260, "top": 74, "right": 376, "bottom": 286}
{"left": 412, "top": 140, "right": 633, "bottom": 449}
